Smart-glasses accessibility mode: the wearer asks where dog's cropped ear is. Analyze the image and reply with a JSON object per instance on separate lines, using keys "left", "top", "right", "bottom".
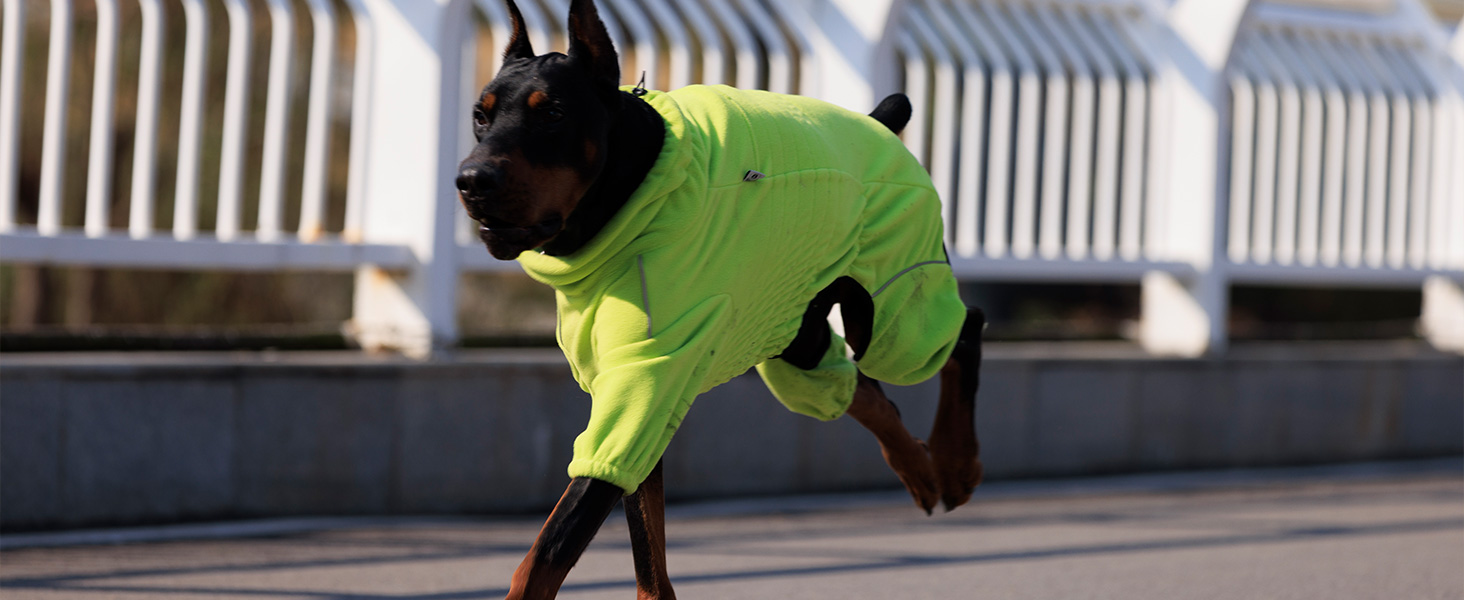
{"left": 503, "top": 0, "right": 535, "bottom": 61}
{"left": 567, "top": 0, "right": 620, "bottom": 92}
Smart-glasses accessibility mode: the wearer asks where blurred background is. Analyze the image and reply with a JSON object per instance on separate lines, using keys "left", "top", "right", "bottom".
{"left": 1, "top": 0, "right": 1458, "bottom": 350}
{"left": 0, "top": 0, "right": 1461, "bottom": 534}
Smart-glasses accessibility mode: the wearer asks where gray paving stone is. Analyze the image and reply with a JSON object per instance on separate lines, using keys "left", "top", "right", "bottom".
{"left": 971, "top": 361, "right": 1033, "bottom": 477}
{"left": 396, "top": 363, "right": 587, "bottom": 512}
{"left": 1399, "top": 361, "right": 1464, "bottom": 454}
{"left": 0, "top": 378, "right": 63, "bottom": 527}
{"left": 1135, "top": 363, "right": 1226, "bottom": 468}
{"left": 1032, "top": 366, "right": 1136, "bottom": 474}
{"left": 235, "top": 374, "right": 398, "bottom": 515}
{"left": 61, "top": 378, "right": 235, "bottom": 525}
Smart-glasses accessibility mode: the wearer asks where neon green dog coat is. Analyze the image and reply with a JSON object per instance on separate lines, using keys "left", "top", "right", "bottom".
{"left": 517, "top": 85, "right": 966, "bottom": 494}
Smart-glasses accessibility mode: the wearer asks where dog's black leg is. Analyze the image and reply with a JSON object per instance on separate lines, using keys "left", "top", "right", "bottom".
{"left": 928, "top": 306, "right": 986, "bottom": 511}
{"left": 506, "top": 477, "right": 621, "bottom": 600}
{"left": 624, "top": 460, "right": 675, "bottom": 600}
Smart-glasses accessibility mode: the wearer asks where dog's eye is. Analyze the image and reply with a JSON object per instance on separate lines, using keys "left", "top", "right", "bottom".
{"left": 543, "top": 106, "right": 565, "bottom": 123}
{"left": 472, "top": 109, "right": 488, "bottom": 127}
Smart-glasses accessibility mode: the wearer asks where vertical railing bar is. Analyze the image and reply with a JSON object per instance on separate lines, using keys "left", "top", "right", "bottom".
{"left": 513, "top": 0, "right": 553, "bottom": 53}
{"left": 128, "top": 0, "right": 164, "bottom": 239}
{"left": 701, "top": 0, "right": 760, "bottom": 90}
{"left": 1090, "top": 10, "right": 1148, "bottom": 263}
{"left": 1271, "top": 32, "right": 1325, "bottom": 268}
{"left": 1323, "top": 35, "right": 1384, "bottom": 268}
{"left": 1353, "top": 37, "right": 1412, "bottom": 269}
{"left": 1252, "top": 32, "right": 1301, "bottom": 267}
{"left": 1292, "top": 31, "right": 1350, "bottom": 268}
{"left": 1056, "top": 7, "right": 1110, "bottom": 262}
{"left": 895, "top": 31, "right": 931, "bottom": 168}
{"left": 601, "top": 0, "right": 659, "bottom": 89}
{"left": 1226, "top": 57, "right": 1257, "bottom": 265}
{"left": 1021, "top": 6, "right": 1076, "bottom": 261}
{"left": 38, "top": 0, "right": 73, "bottom": 236}
{"left": 85, "top": 0, "right": 120, "bottom": 238}
{"left": 0, "top": 0, "right": 24, "bottom": 231}
{"left": 1243, "top": 43, "right": 1280, "bottom": 266}
{"left": 931, "top": 0, "right": 990, "bottom": 260}
{"left": 905, "top": 3, "right": 959, "bottom": 248}
{"left": 948, "top": 3, "right": 1007, "bottom": 259}
{"left": 1420, "top": 57, "right": 1456, "bottom": 270}
{"left": 474, "top": 0, "right": 513, "bottom": 81}
{"left": 257, "top": 0, "right": 296, "bottom": 242}
{"left": 757, "top": 0, "right": 817, "bottom": 96}
{"left": 1379, "top": 43, "right": 1436, "bottom": 270}
{"left": 540, "top": 0, "right": 570, "bottom": 45}
{"left": 457, "top": 15, "right": 478, "bottom": 248}
{"left": 217, "top": 0, "right": 253, "bottom": 241}
{"left": 1451, "top": 85, "right": 1464, "bottom": 270}
{"left": 966, "top": 2, "right": 1013, "bottom": 260}
{"left": 638, "top": 0, "right": 693, "bottom": 89}
{"left": 173, "top": 0, "right": 209, "bottom": 240}
{"left": 1082, "top": 13, "right": 1124, "bottom": 262}
{"left": 340, "top": 0, "right": 371, "bottom": 243}
{"left": 988, "top": 4, "right": 1042, "bottom": 260}
{"left": 1115, "top": 14, "right": 1171, "bottom": 263}
{"left": 672, "top": 0, "right": 725, "bottom": 85}
{"left": 298, "top": 0, "right": 337, "bottom": 243}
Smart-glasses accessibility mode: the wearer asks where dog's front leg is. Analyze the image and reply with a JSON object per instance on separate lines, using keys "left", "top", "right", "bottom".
{"left": 506, "top": 477, "right": 621, "bottom": 600}
{"left": 624, "top": 460, "right": 675, "bottom": 599}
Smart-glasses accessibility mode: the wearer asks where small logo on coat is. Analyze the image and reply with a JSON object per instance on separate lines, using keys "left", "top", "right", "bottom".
{"left": 743, "top": 170, "right": 766, "bottom": 182}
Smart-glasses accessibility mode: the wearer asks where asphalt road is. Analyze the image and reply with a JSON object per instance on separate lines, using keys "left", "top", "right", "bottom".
{"left": 3, "top": 461, "right": 1461, "bottom": 599}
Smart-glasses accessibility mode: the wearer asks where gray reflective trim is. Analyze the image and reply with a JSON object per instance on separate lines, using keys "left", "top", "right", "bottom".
{"left": 871, "top": 260, "right": 950, "bottom": 299}
{"left": 639, "top": 255, "right": 653, "bottom": 337}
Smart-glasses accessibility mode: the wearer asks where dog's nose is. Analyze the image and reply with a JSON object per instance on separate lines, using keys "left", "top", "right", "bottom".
{"left": 456, "top": 165, "right": 501, "bottom": 197}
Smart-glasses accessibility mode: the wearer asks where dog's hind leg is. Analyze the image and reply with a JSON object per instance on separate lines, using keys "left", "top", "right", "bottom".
{"left": 846, "top": 373, "right": 940, "bottom": 514}
{"left": 928, "top": 307, "right": 986, "bottom": 511}
{"left": 624, "top": 460, "right": 676, "bottom": 600}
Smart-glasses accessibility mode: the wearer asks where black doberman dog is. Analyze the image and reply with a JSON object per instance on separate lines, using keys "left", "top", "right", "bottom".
{"left": 456, "top": 1, "right": 985, "bottom": 598}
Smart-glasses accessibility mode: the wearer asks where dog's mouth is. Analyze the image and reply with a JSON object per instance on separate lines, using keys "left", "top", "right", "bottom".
{"left": 477, "top": 214, "right": 565, "bottom": 259}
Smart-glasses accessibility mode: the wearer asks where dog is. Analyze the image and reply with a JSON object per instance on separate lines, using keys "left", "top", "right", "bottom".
{"left": 456, "top": 1, "right": 985, "bottom": 597}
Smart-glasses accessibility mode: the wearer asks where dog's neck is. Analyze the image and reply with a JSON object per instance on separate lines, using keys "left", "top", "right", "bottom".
{"left": 541, "top": 91, "right": 666, "bottom": 257}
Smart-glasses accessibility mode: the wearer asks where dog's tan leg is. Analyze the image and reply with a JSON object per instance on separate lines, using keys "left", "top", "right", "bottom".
{"left": 846, "top": 373, "right": 940, "bottom": 514}
{"left": 927, "top": 307, "right": 986, "bottom": 511}
{"left": 624, "top": 460, "right": 675, "bottom": 600}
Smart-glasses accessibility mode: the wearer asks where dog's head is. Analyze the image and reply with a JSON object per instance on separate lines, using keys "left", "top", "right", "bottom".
{"left": 456, "top": 0, "right": 621, "bottom": 260}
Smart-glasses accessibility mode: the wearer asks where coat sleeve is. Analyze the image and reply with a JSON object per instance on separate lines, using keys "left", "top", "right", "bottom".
{"left": 566, "top": 289, "right": 730, "bottom": 495}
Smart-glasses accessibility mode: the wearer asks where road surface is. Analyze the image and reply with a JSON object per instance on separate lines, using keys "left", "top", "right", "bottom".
{"left": 3, "top": 460, "right": 1461, "bottom": 599}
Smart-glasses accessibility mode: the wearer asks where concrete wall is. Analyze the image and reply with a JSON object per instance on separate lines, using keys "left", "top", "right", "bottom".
{"left": 2, "top": 343, "right": 1460, "bottom": 530}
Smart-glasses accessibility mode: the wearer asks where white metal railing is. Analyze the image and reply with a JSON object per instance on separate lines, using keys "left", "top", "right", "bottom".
{"left": 897, "top": 0, "right": 1174, "bottom": 278}
{"left": 1226, "top": 4, "right": 1464, "bottom": 287}
{"left": 0, "top": 0, "right": 1461, "bottom": 356}
{"left": 0, "top": 0, "right": 404, "bottom": 269}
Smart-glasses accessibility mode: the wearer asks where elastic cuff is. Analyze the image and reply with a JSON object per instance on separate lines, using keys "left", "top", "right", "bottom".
{"left": 567, "top": 458, "right": 642, "bottom": 495}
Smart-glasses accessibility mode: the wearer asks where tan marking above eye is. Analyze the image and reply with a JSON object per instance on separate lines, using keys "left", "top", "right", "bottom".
{"left": 527, "top": 90, "right": 550, "bottom": 109}
{"left": 481, "top": 93, "right": 496, "bottom": 113}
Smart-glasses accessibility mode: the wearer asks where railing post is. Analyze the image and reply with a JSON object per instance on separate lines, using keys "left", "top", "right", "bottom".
{"left": 1422, "top": 276, "right": 1464, "bottom": 354}
{"left": 797, "top": 0, "right": 908, "bottom": 112}
{"left": 1423, "top": 21, "right": 1464, "bottom": 354}
{"left": 1138, "top": 0, "right": 1250, "bottom": 357}
{"left": 349, "top": 0, "right": 468, "bottom": 358}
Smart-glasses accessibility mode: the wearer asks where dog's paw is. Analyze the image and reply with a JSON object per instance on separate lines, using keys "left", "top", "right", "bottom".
{"left": 935, "top": 455, "right": 983, "bottom": 512}
{"left": 882, "top": 440, "right": 939, "bottom": 515}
